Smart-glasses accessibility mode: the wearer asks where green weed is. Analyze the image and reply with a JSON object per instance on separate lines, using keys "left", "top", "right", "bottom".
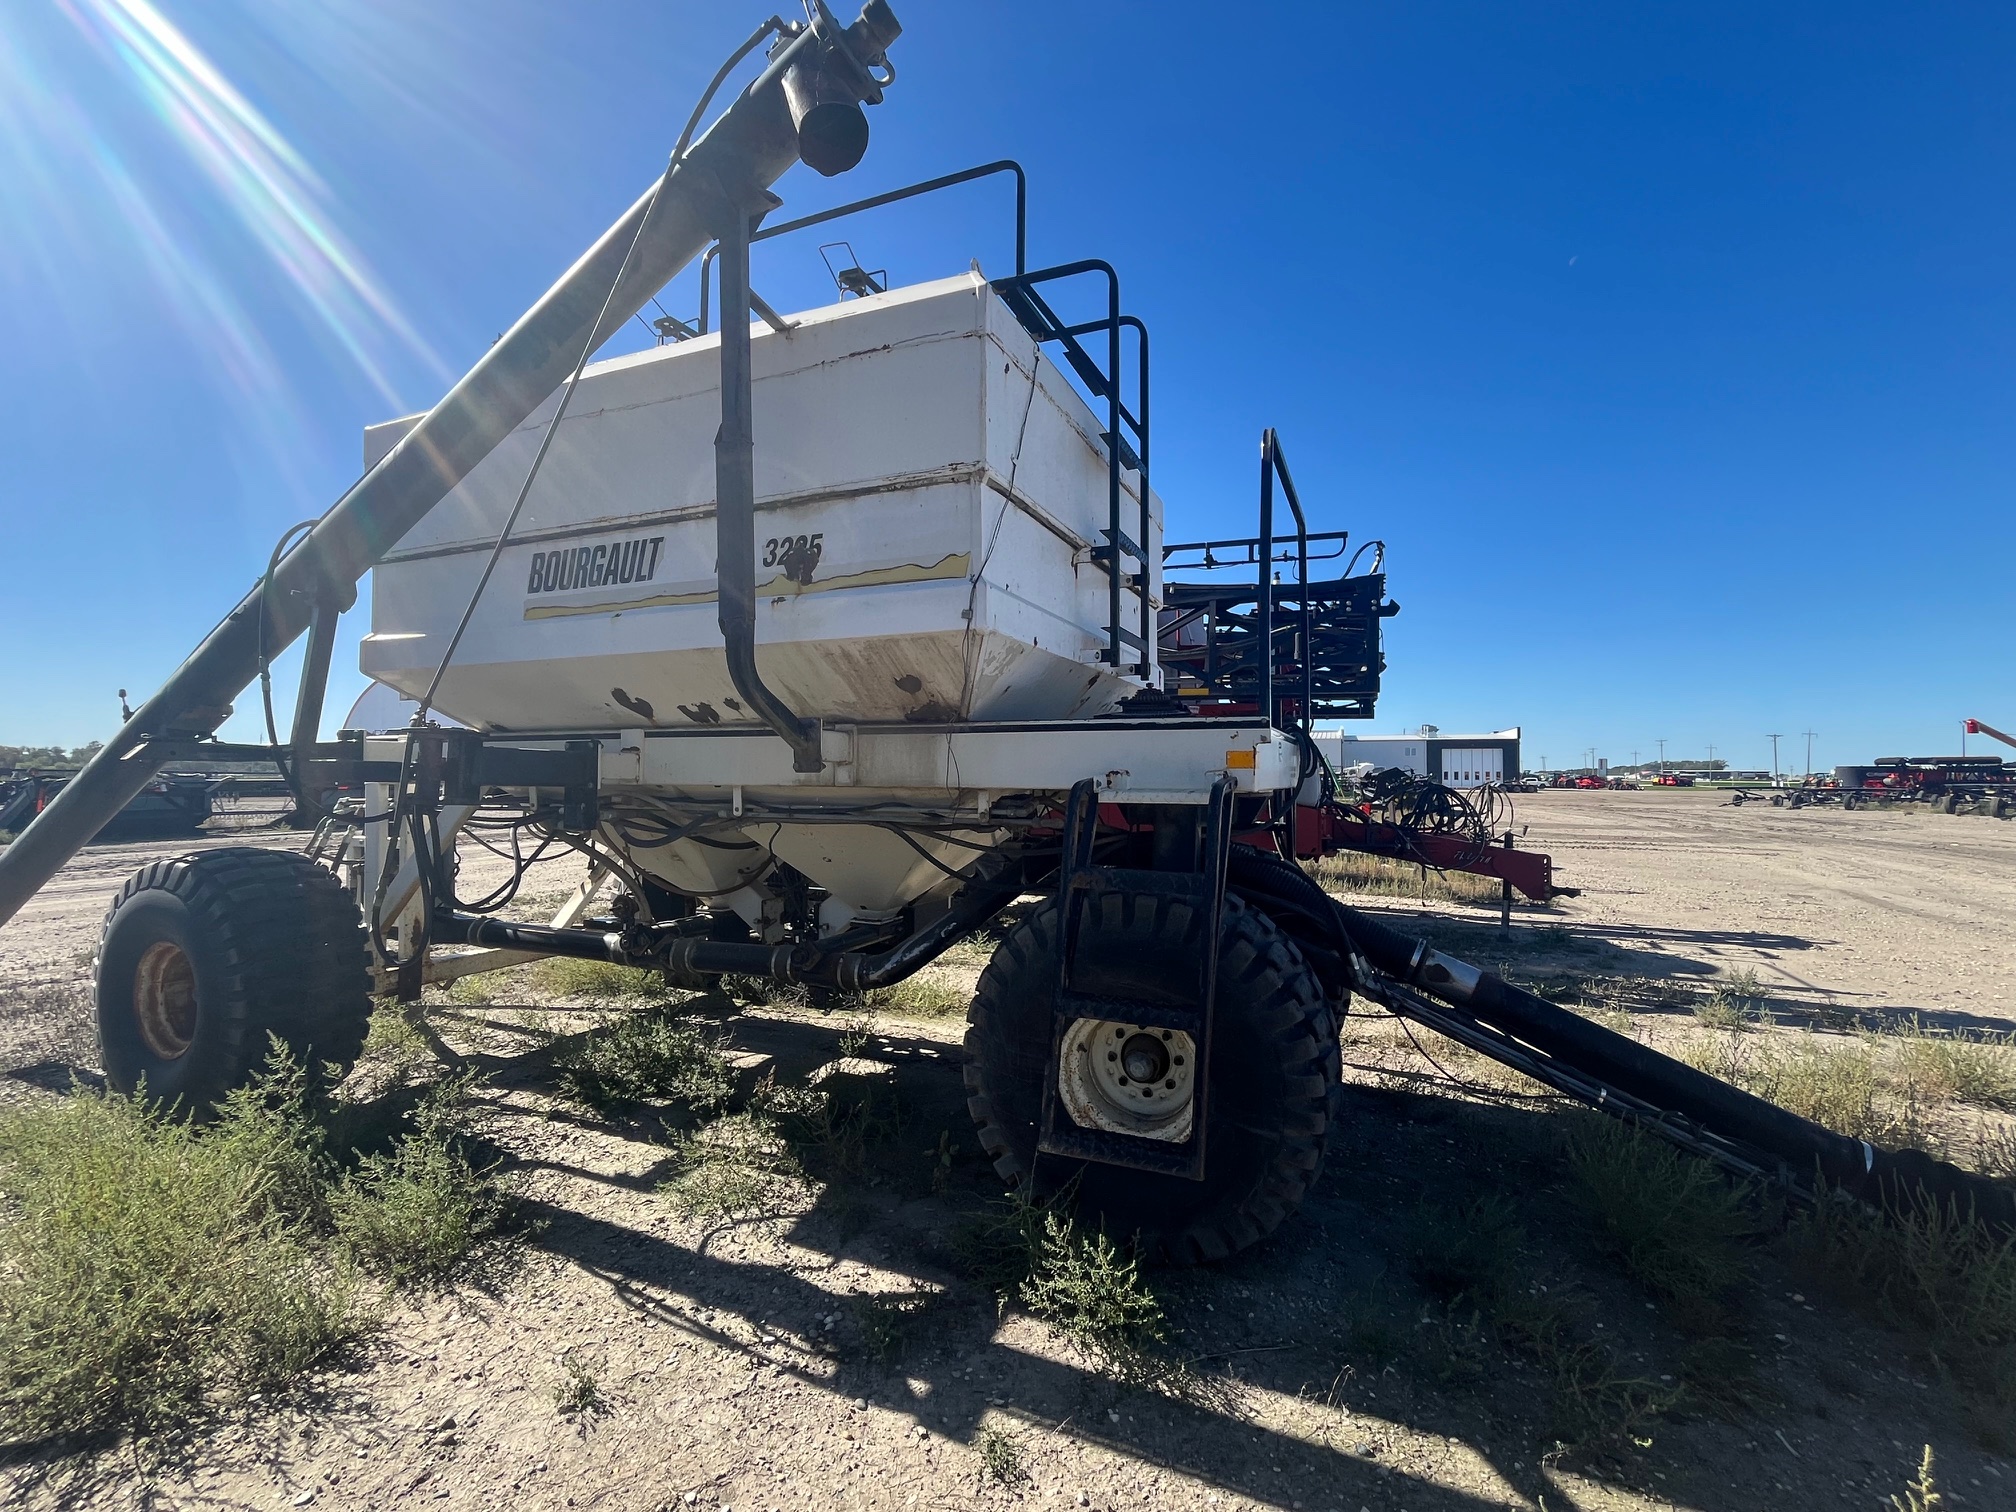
{"left": 556, "top": 1010, "right": 732, "bottom": 1114}
{"left": 1406, "top": 1191, "right": 1678, "bottom": 1457}
{"left": 851, "top": 1286, "right": 935, "bottom": 1367}
{"left": 329, "top": 1076, "right": 506, "bottom": 1285}
{"left": 978, "top": 1422, "right": 1027, "bottom": 1484}
{"left": 0, "top": 1055, "right": 366, "bottom": 1442}
{"left": 552, "top": 1350, "right": 607, "bottom": 1416}
{"left": 951, "top": 1189, "right": 1050, "bottom": 1303}
{"left": 1791, "top": 1184, "right": 2016, "bottom": 1449}
{"left": 533, "top": 957, "right": 674, "bottom": 1002}
{"left": 1408, "top": 1193, "right": 1527, "bottom": 1306}
{"left": 837, "top": 1013, "right": 877, "bottom": 1058}
{"left": 361, "top": 1000, "right": 428, "bottom": 1063}
{"left": 856, "top": 969, "right": 971, "bottom": 1019}
{"left": 1019, "top": 1212, "right": 1166, "bottom": 1361}
{"left": 657, "top": 1111, "right": 805, "bottom": 1221}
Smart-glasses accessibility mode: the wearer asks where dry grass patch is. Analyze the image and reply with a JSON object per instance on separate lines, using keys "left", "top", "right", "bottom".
{"left": 532, "top": 957, "right": 676, "bottom": 1002}
{"left": 1888, "top": 1020, "right": 2016, "bottom": 1112}
{"left": 1793, "top": 1185, "right": 2016, "bottom": 1450}
{"left": 1684, "top": 1029, "right": 1922, "bottom": 1147}
{"left": 1310, "top": 851, "right": 1507, "bottom": 906}
{"left": 856, "top": 966, "right": 972, "bottom": 1020}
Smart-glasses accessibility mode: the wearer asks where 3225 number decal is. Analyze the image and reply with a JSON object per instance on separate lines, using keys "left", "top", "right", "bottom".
{"left": 762, "top": 533, "right": 824, "bottom": 583}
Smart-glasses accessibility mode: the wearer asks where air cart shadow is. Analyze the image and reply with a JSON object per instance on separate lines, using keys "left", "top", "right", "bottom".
{"left": 1, "top": 1059, "right": 106, "bottom": 1096}
{"left": 1376, "top": 907, "right": 1812, "bottom": 1017}
{"left": 1393, "top": 913, "right": 2016, "bottom": 1038}
{"left": 435, "top": 998, "right": 1911, "bottom": 1512}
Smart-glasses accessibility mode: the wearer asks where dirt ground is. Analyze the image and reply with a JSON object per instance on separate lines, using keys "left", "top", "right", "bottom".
{"left": 2, "top": 790, "right": 2013, "bottom": 1512}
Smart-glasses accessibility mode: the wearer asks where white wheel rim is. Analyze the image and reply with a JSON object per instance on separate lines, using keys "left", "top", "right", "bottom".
{"left": 1057, "top": 1018, "right": 1197, "bottom": 1143}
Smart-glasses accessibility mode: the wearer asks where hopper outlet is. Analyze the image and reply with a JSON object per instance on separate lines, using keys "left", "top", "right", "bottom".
{"left": 760, "top": 823, "right": 1001, "bottom": 917}
{"left": 616, "top": 821, "right": 999, "bottom": 937}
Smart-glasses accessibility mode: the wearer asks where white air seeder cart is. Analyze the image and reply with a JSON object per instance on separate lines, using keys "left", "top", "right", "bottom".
{"left": 22, "top": 4, "right": 1999, "bottom": 1262}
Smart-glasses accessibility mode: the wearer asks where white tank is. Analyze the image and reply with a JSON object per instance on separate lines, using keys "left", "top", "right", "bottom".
{"left": 362, "top": 271, "right": 1160, "bottom": 734}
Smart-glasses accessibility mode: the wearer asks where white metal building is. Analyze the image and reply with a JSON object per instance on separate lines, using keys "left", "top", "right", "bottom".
{"left": 1313, "top": 727, "right": 1522, "bottom": 789}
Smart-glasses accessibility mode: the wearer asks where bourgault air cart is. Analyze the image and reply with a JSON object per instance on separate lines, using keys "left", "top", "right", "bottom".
{"left": 0, "top": 4, "right": 2004, "bottom": 1258}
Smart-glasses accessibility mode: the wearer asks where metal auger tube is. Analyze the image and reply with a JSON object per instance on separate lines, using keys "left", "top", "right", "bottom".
{"left": 0, "top": 4, "right": 903, "bottom": 930}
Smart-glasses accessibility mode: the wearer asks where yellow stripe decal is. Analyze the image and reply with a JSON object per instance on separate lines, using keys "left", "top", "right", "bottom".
{"left": 524, "top": 552, "right": 972, "bottom": 621}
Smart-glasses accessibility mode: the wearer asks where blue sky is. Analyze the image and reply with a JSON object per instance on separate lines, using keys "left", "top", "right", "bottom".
{"left": 1, "top": 2, "right": 2010, "bottom": 775}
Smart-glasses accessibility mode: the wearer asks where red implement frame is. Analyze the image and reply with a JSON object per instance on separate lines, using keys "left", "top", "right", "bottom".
{"left": 1092, "top": 799, "right": 1567, "bottom": 903}
{"left": 1294, "top": 803, "right": 1565, "bottom": 902}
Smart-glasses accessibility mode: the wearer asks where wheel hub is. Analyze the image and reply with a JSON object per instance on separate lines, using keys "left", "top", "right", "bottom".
{"left": 1057, "top": 1018, "right": 1197, "bottom": 1143}
{"left": 132, "top": 940, "right": 197, "bottom": 1059}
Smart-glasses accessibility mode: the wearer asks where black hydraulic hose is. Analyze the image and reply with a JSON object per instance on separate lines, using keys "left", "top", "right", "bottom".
{"left": 1228, "top": 849, "right": 2016, "bottom": 1229}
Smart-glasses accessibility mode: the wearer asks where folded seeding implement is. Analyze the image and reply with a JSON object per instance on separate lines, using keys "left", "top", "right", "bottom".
{"left": 1, "top": 5, "right": 2006, "bottom": 1259}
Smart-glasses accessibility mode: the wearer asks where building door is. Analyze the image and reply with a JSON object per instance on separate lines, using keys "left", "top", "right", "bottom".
{"left": 1439, "top": 747, "right": 1504, "bottom": 789}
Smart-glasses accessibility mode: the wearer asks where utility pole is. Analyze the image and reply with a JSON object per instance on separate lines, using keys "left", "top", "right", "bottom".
{"left": 1707, "top": 742, "right": 1716, "bottom": 769}
{"left": 1656, "top": 738, "right": 1666, "bottom": 775}
{"left": 1803, "top": 729, "right": 1817, "bottom": 777}
{"left": 1767, "top": 733, "right": 1782, "bottom": 784}
{"left": 1631, "top": 749, "right": 1639, "bottom": 771}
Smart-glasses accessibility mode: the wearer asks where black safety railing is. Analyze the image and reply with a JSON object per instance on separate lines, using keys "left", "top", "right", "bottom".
{"left": 1161, "top": 530, "right": 1350, "bottom": 574}
{"left": 696, "top": 159, "right": 1027, "bottom": 332}
{"left": 1258, "top": 428, "right": 1309, "bottom": 732}
{"left": 990, "top": 265, "right": 1152, "bottom": 678}
{"left": 1159, "top": 432, "right": 1393, "bottom": 726}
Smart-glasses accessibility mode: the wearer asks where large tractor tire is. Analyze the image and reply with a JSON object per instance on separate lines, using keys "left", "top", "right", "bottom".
{"left": 95, "top": 847, "right": 373, "bottom": 1115}
{"left": 963, "top": 889, "right": 1333, "bottom": 1265}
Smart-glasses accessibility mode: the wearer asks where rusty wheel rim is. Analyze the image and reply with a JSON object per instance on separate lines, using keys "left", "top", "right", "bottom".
{"left": 132, "top": 940, "right": 198, "bottom": 1059}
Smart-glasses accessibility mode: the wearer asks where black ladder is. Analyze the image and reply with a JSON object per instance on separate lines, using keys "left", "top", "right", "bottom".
{"left": 1037, "top": 776, "right": 1234, "bottom": 1179}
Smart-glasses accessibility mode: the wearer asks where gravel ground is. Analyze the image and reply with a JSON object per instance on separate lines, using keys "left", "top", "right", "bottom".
{"left": 1, "top": 791, "right": 2012, "bottom": 1511}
